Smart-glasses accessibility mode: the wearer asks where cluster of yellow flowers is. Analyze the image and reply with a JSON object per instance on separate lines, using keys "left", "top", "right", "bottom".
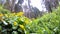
{"left": 0, "top": 12, "right": 31, "bottom": 31}
{"left": 13, "top": 21, "right": 25, "bottom": 30}
{"left": 16, "top": 12, "right": 24, "bottom": 16}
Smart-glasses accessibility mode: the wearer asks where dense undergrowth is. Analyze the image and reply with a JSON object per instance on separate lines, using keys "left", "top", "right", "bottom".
{"left": 0, "top": 5, "right": 60, "bottom": 34}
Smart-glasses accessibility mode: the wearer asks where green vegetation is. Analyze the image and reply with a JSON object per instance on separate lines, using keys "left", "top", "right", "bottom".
{"left": 0, "top": 5, "right": 60, "bottom": 34}
{"left": 25, "top": 7, "right": 60, "bottom": 34}
{"left": 0, "top": 5, "right": 11, "bottom": 14}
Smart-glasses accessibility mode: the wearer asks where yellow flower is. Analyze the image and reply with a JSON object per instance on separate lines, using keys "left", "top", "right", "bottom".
{"left": 0, "top": 14, "right": 3, "bottom": 20}
{"left": 0, "top": 14, "right": 3, "bottom": 17}
{"left": 25, "top": 20, "right": 29, "bottom": 24}
{"left": 19, "top": 24, "right": 25, "bottom": 30}
{"left": 5, "top": 14, "right": 8, "bottom": 17}
{"left": 13, "top": 22, "right": 17, "bottom": 26}
{"left": 17, "top": 12, "right": 24, "bottom": 16}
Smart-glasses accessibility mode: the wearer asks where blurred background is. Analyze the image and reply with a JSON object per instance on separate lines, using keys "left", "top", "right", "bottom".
{"left": 0, "top": 0, "right": 59, "bottom": 18}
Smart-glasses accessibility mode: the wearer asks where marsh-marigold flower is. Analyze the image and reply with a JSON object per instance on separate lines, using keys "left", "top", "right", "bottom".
{"left": 0, "top": 14, "right": 3, "bottom": 17}
{"left": 0, "top": 14, "right": 3, "bottom": 20}
{"left": 19, "top": 24, "right": 25, "bottom": 30}
{"left": 25, "top": 20, "right": 29, "bottom": 24}
{"left": 17, "top": 12, "right": 24, "bottom": 16}
{"left": 13, "top": 22, "right": 17, "bottom": 26}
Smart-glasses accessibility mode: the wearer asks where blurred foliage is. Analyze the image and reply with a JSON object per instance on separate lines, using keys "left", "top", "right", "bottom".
{"left": 0, "top": 5, "right": 60, "bottom": 34}
{"left": 0, "top": 5, "right": 11, "bottom": 14}
{"left": 25, "top": 6, "right": 60, "bottom": 34}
